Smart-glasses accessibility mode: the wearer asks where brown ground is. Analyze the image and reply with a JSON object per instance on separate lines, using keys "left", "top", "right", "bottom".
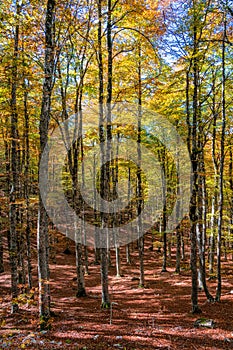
{"left": 1, "top": 232, "right": 233, "bottom": 350}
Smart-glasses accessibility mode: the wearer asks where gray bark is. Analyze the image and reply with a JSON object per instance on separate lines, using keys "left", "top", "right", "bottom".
{"left": 216, "top": 10, "right": 227, "bottom": 302}
{"left": 75, "top": 240, "right": 86, "bottom": 297}
{"left": 175, "top": 226, "right": 181, "bottom": 274}
{"left": 9, "top": 0, "right": 20, "bottom": 313}
{"left": 137, "top": 43, "right": 144, "bottom": 287}
{"left": 0, "top": 223, "right": 4, "bottom": 273}
{"left": 37, "top": 0, "right": 55, "bottom": 325}
{"left": 98, "top": 0, "right": 110, "bottom": 308}
{"left": 22, "top": 64, "right": 32, "bottom": 290}
{"left": 197, "top": 150, "right": 213, "bottom": 301}
{"left": 189, "top": 2, "right": 201, "bottom": 313}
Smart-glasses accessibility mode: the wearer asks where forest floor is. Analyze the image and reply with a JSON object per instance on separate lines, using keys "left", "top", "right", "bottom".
{"left": 1, "top": 231, "right": 233, "bottom": 350}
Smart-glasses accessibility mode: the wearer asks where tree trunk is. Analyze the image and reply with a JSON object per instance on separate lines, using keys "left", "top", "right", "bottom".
{"left": 189, "top": 4, "right": 201, "bottom": 312}
{"left": 98, "top": 0, "right": 110, "bottom": 308}
{"left": 9, "top": 0, "right": 20, "bottom": 313}
{"left": 215, "top": 11, "right": 226, "bottom": 302}
{"left": 175, "top": 226, "right": 181, "bottom": 274}
{"left": 228, "top": 148, "right": 233, "bottom": 264}
{"left": 137, "top": 42, "right": 144, "bottom": 288}
{"left": 81, "top": 132, "right": 89, "bottom": 276}
{"left": 105, "top": 0, "right": 113, "bottom": 273}
{"left": 126, "top": 167, "right": 132, "bottom": 264}
{"left": 181, "top": 228, "right": 185, "bottom": 261}
{"left": 161, "top": 156, "right": 167, "bottom": 273}
{"left": 75, "top": 240, "right": 86, "bottom": 297}
{"left": 0, "top": 225, "right": 4, "bottom": 273}
{"left": 114, "top": 133, "right": 121, "bottom": 277}
{"left": 209, "top": 195, "right": 216, "bottom": 274}
{"left": 23, "top": 64, "right": 32, "bottom": 290}
{"left": 37, "top": 0, "right": 55, "bottom": 327}
{"left": 100, "top": 247, "right": 110, "bottom": 308}
{"left": 93, "top": 152, "right": 100, "bottom": 265}
{"left": 209, "top": 68, "right": 218, "bottom": 275}
{"left": 197, "top": 150, "right": 213, "bottom": 301}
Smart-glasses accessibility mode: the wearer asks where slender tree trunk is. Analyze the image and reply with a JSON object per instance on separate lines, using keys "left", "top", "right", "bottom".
{"left": 0, "top": 223, "right": 4, "bottom": 273}
{"left": 175, "top": 226, "right": 181, "bottom": 274}
{"left": 93, "top": 151, "right": 100, "bottom": 264}
{"left": 74, "top": 219, "right": 86, "bottom": 296}
{"left": 209, "top": 195, "right": 216, "bottom": 274}
{"left": 209, "top": 69, "right": 218, "bottom": 275}
{"left": 137, "top": 43, "right": 144, "bottom": 288}
{"left": 75, "top": 240, "right": 86, "bottom": 297}
{"left": 181, "top": 228, "right": 185, "bottom": 261}
{"left": 23, "top": 65, "right": 32, "bottom": 290}
{"left": 2, "top": 141, "right": 10, "bottom": 275}
{"left": 186, "top": 70, "right": 191, "bottom": 156}
{"left": 106, "top": 0, "right": 113, "bottom": 272}
{"left": 216, "top": 11, "right": 226, "bottom": 302}
{"left": 37, "top": 0, "right": 55, "bottom": 327}
{"left": 229, "top": 148, "right": 233, "bottom": 263}
{"left": 80, "top": 108, "right": 89, "bottom": 276}
{"left": 17, "top": 134, "right": 25, "bottom": 288}
{"left": 114, "top": 133, "right": 121, "bottom": 277}
{"left": 197, "top": 149, "right": 213, "bottom": 301}
{"left": 68, "top": 106, "right": 86, "bottom": 297}
{"left": 175, "top": 147, "right": 181, "bottom": 274}
{"left": 161, "top": 150, "right": 167, "bottom": 272}
{"left": 9, "top": 0, "right": 20, "bottom": 313}
{"left": 98, "top": 0, "right": 110, "bottom": 308}
{"left": 115, "top": 245, "right": 121, "bottom": 277}
{"left": 189, "top": 4, "right": 201, "bottom": 312}
{"left": 61, "top": 48, "right": 87, "bottom": 296}
{"left": 126, "top": 167, "right": 132, "bottom": 264}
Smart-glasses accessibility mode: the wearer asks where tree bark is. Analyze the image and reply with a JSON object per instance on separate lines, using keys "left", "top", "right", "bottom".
{"left": 0, "top": 223, "right": 4, "bottom": 273}
{"left": 229, "top": 148, "right": 233, "bottom": 263}
{"left": 189, "top": 2, "right": 201, "bottom": 313}
{"left": 75, "top": 240, "right": 86, "bottom": 297}
{"left": 137, "top": 42, "right": 144, "bottom": 288}
{"left": 215, "top": 10, "right": 226, "bottom": 302}
{"left": 98, "top": 0, "right": 110, "bottom": 308}
{"left": 9, "top": 0, "right": 20, "bottom": 313}
{"left": 22, "top": 59, "right": 32, "bottom": 290}
{"left": 37, "top": 0, "right": 55, "bottom": 327}
{"left": 197, "top": 149, "right": 213, "bottom": 301}
{"left": 175, "top": 226, "right": 181, "bottom": 274}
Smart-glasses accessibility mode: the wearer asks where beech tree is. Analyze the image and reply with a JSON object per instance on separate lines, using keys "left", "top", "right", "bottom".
{"left": 215, "top": 3, "right": 227, "bottom": 302}
{"left": 37, "top": 0, "right": 56, "bottom": 327}
{"left": 8, "top": 0, "right": 21, "bottom": 314}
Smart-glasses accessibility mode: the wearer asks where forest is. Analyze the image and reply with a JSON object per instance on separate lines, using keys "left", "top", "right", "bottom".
{"left": 1, "top": 0, "right": 233, "bottom": 349}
